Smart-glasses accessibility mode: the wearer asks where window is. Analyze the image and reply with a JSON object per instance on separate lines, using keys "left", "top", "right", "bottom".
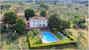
{"left": 39, "top": 24, "right": 41, "bottom": 27}
{"left": 43, "top": 24, "right": 45, "bottom": 27}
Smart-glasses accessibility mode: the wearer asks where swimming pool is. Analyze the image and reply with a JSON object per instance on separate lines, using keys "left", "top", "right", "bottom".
{"left": 41, "top": 31, "right": 59, "bottom": 43}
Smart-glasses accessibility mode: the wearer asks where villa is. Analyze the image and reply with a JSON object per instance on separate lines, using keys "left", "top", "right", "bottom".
{"left": 29, "top": 16, "right": 48, "bottom": 29}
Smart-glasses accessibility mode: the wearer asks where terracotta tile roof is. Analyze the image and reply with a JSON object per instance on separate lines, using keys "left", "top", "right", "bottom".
{"left": 31, "top": 16, "right": 48, "bottom": 20}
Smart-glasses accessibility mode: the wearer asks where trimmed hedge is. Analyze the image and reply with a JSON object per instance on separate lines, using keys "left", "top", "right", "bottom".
{"left": 29, "top": 38, "right": 76, "bottom": 48}
{"left": 28, "top": 34, "right": 76, "bottom": 48}
{"left": 27, "top": 30, "right": 76, "bottom": 48}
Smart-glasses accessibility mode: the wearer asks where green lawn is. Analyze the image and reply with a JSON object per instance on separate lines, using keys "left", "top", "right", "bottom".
{"left": 55, "top": 33, "right": 63, "bottom": 39}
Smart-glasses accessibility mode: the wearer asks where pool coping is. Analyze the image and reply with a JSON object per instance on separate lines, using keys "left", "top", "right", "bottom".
{"left": 41, "top": 31, "right": 59, "bottom": 43}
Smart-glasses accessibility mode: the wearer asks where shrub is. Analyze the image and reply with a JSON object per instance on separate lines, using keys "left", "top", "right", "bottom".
{"left": 27, "top": 29, "right": 42, "bottom": 45}
{"left": 15, "top": 18, "right": 25, "bottom": 34}
{"left": 32, "top": 36, "right": 42, "bottom": 45}
{"left": 31, "top": 29, "right": 41, "bottom": 36}
{"left": 40, "top": 10, "right": 46, "bottom": 17}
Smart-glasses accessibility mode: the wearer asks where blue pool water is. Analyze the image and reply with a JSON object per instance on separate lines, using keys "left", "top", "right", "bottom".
{"left": 41, "top": 31, "right": 58, "bottom": 43}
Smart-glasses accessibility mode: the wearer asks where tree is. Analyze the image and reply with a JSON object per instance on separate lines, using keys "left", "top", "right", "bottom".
{"left": 77, "top": 19, "right": 87, "bottom": 29}
{"left": 15, "top": 19, "right": 25, "bottom": 34}
{"left": 24, "top": 9, "right": 35, "bottom": 20}
{"left": 40, "top": 10, "right": 46, "bottom": 17}
{"left": 73, "top": 16, "right": 80, "bottom": 24}
{"left": 3, "top": 11, "right": 16, "bottom": 24}
{"left": 70, "top": 16, "right": 81, "bottom": 28}
{"left": 0, "top": 4, "right": 11, "bottom": 10}
{"left": 40, "top": 3, "right": 48, "bottom": 10}
{"left": 1, "top": 24, "right": 7, "bottom": 33}
{"left": 48, "top": 14, "right": 59, "bottom": 33}
{"left": 1, "top": 11, "right": 16, "bottom": 33}
{"left": 48, "top": 14, "right": 70, "bottom": 32}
